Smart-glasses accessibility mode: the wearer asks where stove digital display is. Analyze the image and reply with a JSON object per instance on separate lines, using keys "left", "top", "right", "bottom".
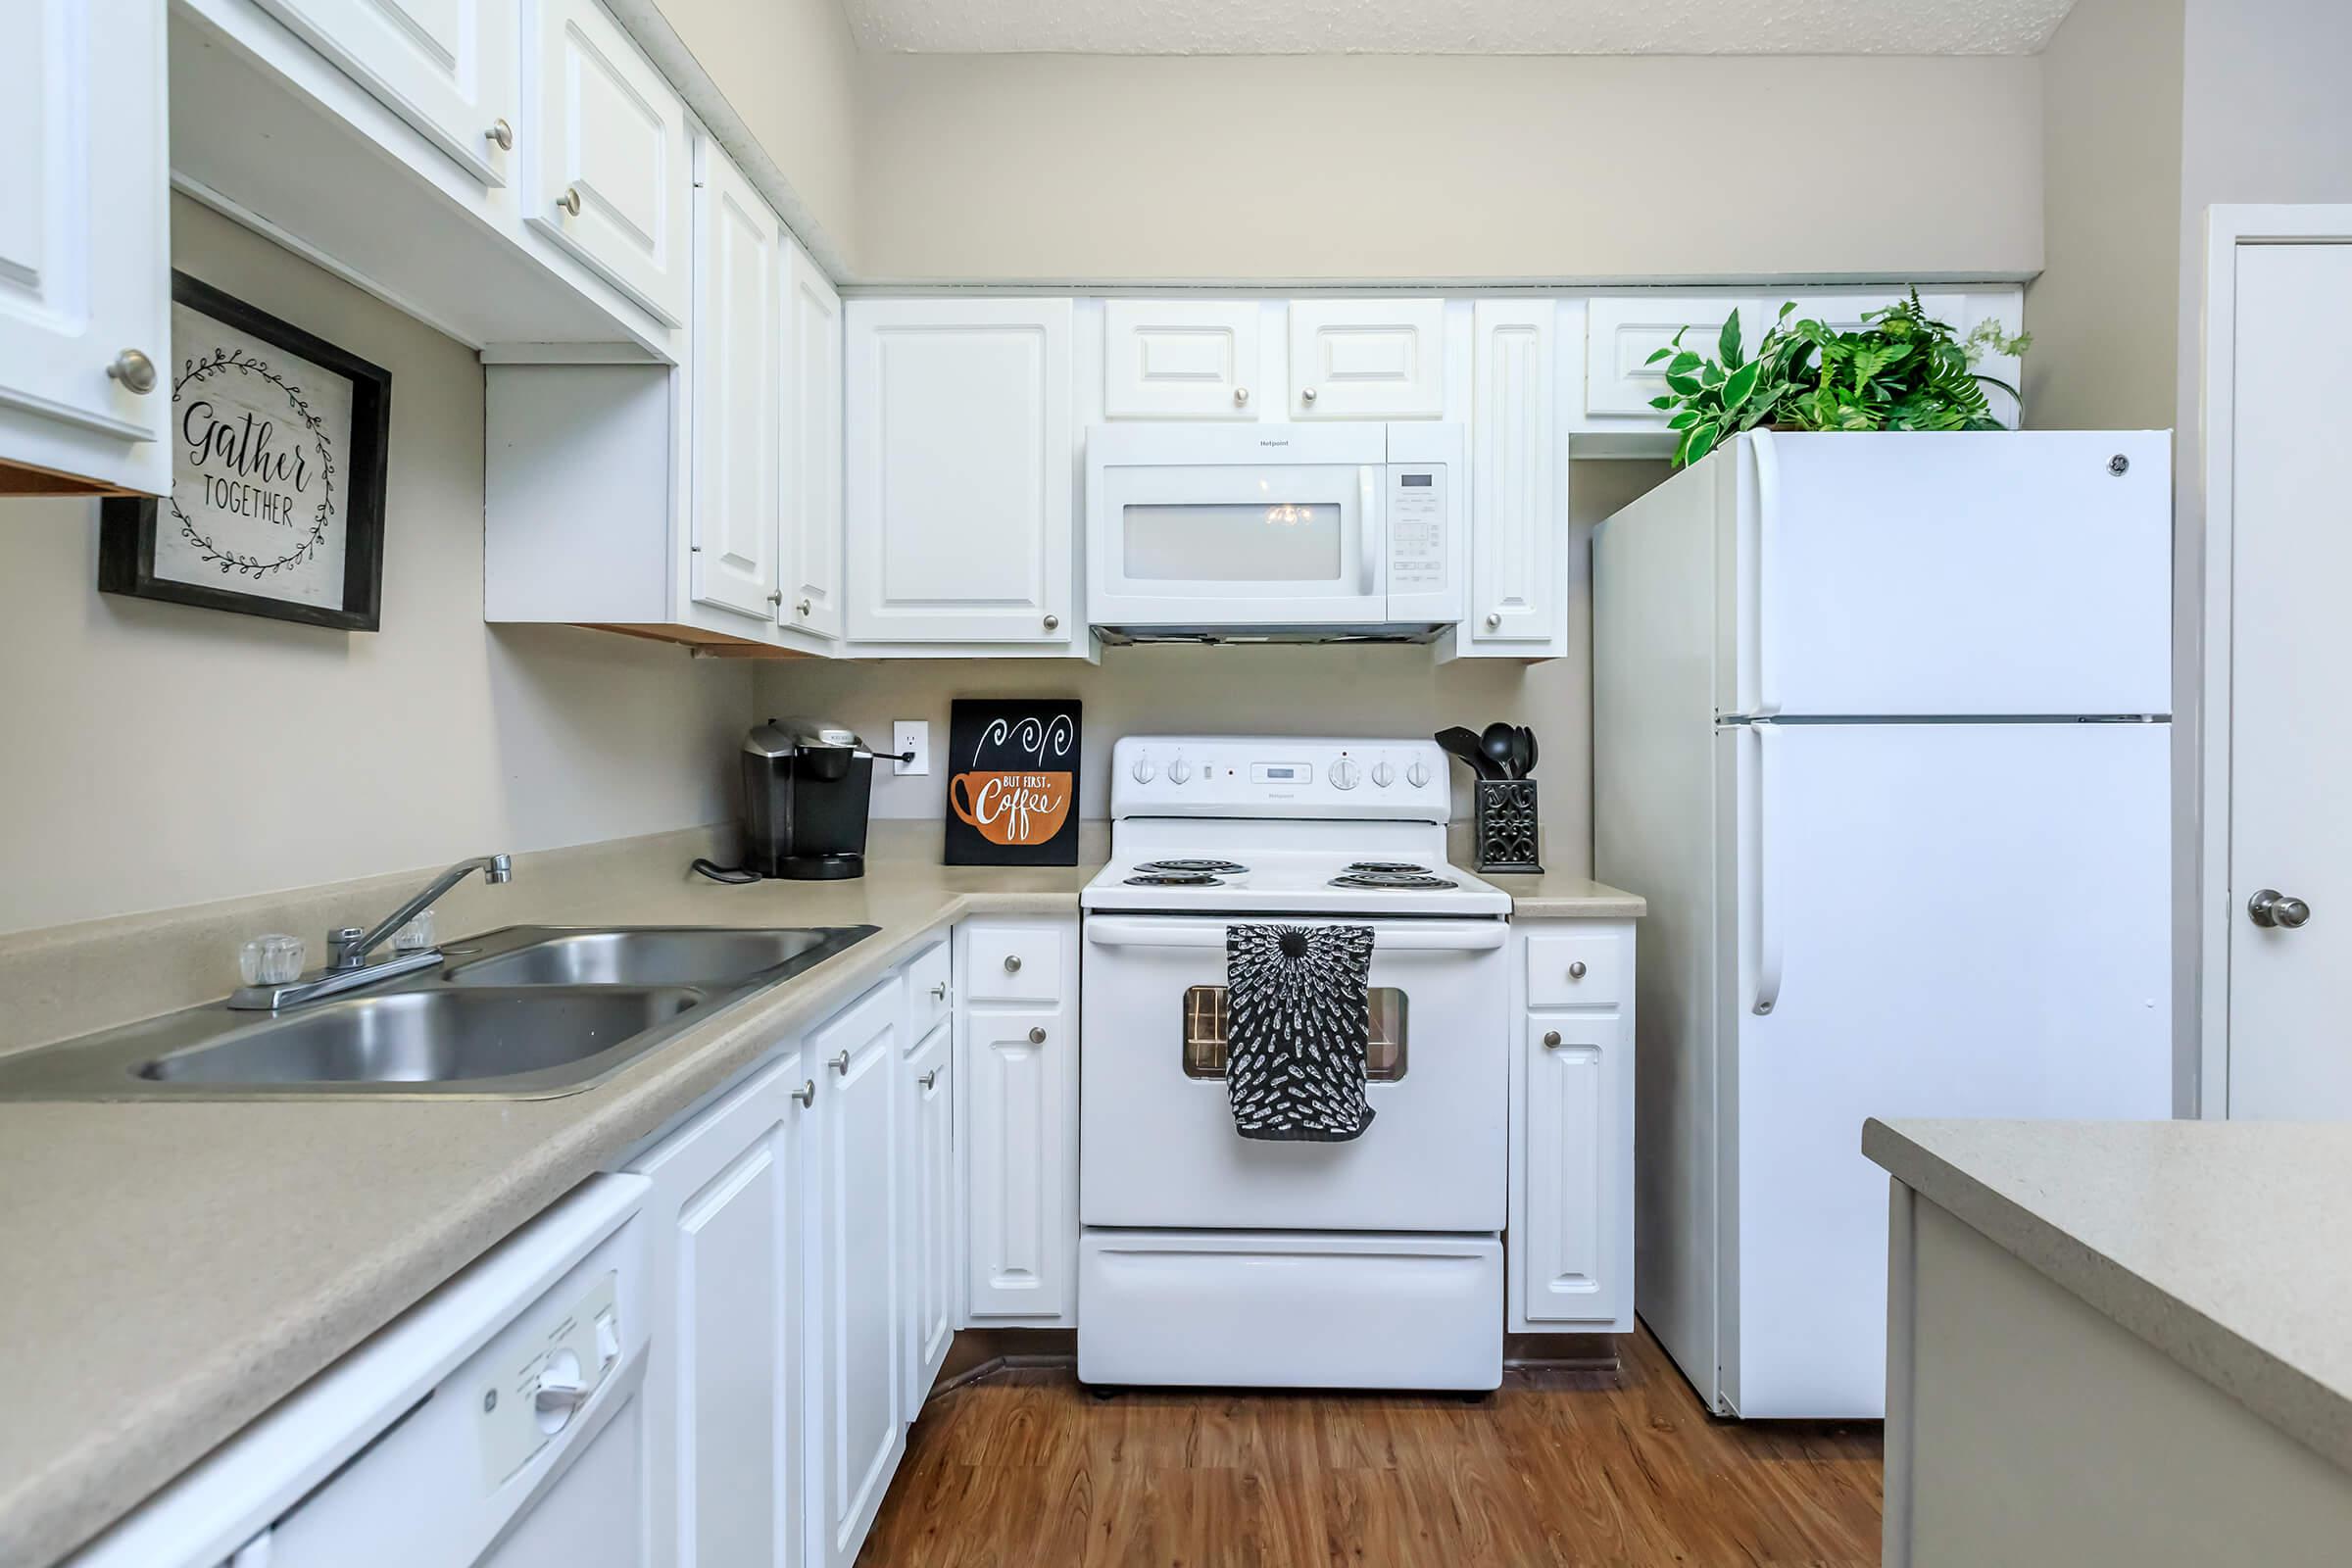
{"left": 1250, "top": 763, "right": 1308, "bottom": 783}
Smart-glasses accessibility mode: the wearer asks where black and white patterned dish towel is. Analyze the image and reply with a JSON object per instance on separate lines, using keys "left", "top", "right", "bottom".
{"left": 1224, "top": 924, "right": 1376, "bottom": 1143}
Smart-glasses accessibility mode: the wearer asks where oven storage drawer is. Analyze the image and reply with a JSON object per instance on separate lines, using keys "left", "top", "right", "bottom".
{"left": 1077, "top": 1230, "right": 1502, "bottom": 1391}
{"left": 1527, "top": 929, "right": 1626, "bottom": 1007}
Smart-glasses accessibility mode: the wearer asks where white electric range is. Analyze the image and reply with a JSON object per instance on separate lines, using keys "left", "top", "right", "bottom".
{"left": 1077, "top": 736, "right": 1510, "bottom": 1393}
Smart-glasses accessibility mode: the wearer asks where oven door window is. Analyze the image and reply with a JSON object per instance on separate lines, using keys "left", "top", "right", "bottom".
{"left": 1181, "top": 985, "right": 1407, "bottom": 1080}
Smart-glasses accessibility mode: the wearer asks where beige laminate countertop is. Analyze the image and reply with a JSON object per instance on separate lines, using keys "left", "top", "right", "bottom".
{"left": 1866, "top": 1117, "right": 2352, "bottom": 1478}
{"left": 1, "top": 827, "right": 1639, "bottom": 1566}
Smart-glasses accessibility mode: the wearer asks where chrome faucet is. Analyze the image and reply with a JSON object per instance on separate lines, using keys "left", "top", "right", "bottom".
{"left": 328, "top": 854, "right": 514, "bottom": 970}
{"left": 228, "top": 855, "right": 514, "bottom": 1010}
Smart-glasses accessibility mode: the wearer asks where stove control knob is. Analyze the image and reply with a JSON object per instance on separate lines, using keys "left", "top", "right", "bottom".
{"left": 1168, "top": 758, "right": 1192, "bottom": 785}
{"left": 1406, "top": 758, "right": 1432, "bottom": 789}
{"left": 1131, "top": 756, "right": 1156, "bottom": 784}
{"left": 1328, "top": 758, "right": 1360, "bottom": 791}
{"left": 1370, "top": 760, "right": 1396, "bottom": 789}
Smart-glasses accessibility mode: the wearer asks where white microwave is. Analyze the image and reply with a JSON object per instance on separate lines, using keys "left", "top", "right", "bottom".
{"left": 1085, "top": 422, "right": 1465, "bottom": 641}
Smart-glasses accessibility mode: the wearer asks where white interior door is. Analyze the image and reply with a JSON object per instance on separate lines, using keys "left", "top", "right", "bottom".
{"left": 253, "top": 0, "right": 516, "bottom": 187}
{"left": 690, "top": 142, "right": 782, "bottom": 621}
{"left": 2226, "top": 242, "right": 2352, "bottom": 1119}
{"left": 1730, "top": 719, "right": 2172, "bottom": 1418}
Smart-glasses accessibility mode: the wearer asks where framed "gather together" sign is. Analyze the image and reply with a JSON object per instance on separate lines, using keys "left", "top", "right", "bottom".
{"left": 100, "top": 271, "right": 392, "bottom": 631}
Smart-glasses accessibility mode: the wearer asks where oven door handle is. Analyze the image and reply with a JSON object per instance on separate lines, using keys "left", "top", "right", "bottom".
{"left": 1086, "top": 918, "right": 1507, "bottom": 953}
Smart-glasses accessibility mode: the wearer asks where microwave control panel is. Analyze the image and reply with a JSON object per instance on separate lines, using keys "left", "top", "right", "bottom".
{"left": 1387, "top": 466, "right": 1448, "bottom": 592}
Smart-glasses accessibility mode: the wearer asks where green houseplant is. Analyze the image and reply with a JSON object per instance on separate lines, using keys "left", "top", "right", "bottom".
{"left": 1646, "top": 291, "right": 2032, "bottom": 468}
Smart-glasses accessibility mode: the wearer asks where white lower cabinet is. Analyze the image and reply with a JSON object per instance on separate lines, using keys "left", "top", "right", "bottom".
{"left": 1509, "top": 918, "right": 1638, "bottom": 1334}
{"left": 904, "top": 1020, "right": 956, "bottom": 1420}
{"left": 809, "top": 977, "right": 906, "bottom": 1568}
{"left": 632, "top": 1055, "right": 808, "bottom": 1568}
{"left": 957, "top": 918, "right": 1080, "bottom": 1326}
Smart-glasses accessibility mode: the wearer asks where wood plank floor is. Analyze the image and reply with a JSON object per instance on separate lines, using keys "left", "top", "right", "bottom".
{"left": 858, "top": 1327, "right": 1884, "bottom": 1566}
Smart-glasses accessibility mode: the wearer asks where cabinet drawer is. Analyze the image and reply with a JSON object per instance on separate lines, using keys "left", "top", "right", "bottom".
{"left": 906, "top": 938, "right": 953, "bottom": 1041}
{"left": 962, "top": 925, "right": 1063, "bottom": 1004}
{"left": 1526, "top": 928, "right": 1627, "bottom": 1007}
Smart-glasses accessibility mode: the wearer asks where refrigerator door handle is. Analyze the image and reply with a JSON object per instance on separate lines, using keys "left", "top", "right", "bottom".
{"left": 1751, "top": 723, "right": 1785, "bottom": 1015}
{"left": 1752, "top": 428, "right": 1784, "bottom": 718}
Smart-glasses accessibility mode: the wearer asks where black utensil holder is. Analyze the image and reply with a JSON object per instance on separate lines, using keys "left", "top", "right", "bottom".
{"left": 1473, "top": 779, "right": 1543, "bottom": 873}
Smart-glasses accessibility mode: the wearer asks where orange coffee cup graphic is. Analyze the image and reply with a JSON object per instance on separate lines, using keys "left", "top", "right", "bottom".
{"left": 950, "top": 770, "right": 1071, "bottom": 847}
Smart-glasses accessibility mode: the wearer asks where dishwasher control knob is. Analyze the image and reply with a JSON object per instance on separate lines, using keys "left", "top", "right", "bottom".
{"left": 1328, "top": 758, "right": 1360, "bottom": 791}
{"left": 1131, "top": 756, "right": 1156, "bottom": 784}
{"left": 1406, "top": 758, "right": 1432, "bottom": 789}
{"left": 1168, "top": 758, "right": 1191, "bottom": 784}
{"left": 1370, "top": 760, "right": 1396, "bottom": 788}
{"left": 534, "top": 1348, "right": 587, "bottom": 1434}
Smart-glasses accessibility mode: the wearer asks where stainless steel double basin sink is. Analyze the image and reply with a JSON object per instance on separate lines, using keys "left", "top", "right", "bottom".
{"left": 0, "top": 926, "right": 877, "bottom": 1101}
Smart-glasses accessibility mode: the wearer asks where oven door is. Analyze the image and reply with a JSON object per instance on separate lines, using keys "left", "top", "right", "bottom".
{"left": 1080, "top": 915, "right": 1507, "bottom": 1231}
{"left": 1086, "top": 424, "right": 1390, "bottom": 626}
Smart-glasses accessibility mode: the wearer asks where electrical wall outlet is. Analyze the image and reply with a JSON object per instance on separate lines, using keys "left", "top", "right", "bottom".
{"left": 893, "top": 720, "right": 929, "bottom": 776}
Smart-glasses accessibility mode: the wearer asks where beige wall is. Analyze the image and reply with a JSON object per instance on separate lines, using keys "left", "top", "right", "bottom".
{"left": 2025, "top": 0, "right": 2183, "bottom": 430}
{"left": 852, "top": 53, "right": 2043, "bottom": 284}
{"left": 0, "top": 199, "right": 750, "bottom": 936}
{"left": 653, "top": 0, "right": 865, "bottom": 265}
{"left": 755, "top": 462, "right": 1666, "bottom": 879}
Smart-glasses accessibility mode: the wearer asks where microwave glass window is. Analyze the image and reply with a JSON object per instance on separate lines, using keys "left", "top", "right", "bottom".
{"left": 1122, "top": 502, "right": 1343, "bottom": 582}
{"left": 1181, "top": 985, "right": 1407, "bottom": 1080}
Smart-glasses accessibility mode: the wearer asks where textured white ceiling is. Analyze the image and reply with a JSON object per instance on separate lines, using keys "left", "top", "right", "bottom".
{"left": 841, "top": 0, "right": 2078, "bottom": 56}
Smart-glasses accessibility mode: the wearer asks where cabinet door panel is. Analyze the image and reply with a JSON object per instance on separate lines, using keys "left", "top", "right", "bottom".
{"left": 812, "top": 985, "right": 905, "bottom": 1568}
{"left": 964, "top": 1006, "right": 1071, "bottom": 1320}
{"left": 1103, "top": 299, "right": 1260, "bottom": 418}
{"left": 525, "top": 0, "right": 691, "bottom": 325}
{"left": 782, "top": 241, "right": 844, "bottom": 640}
{"left": 253, "top": 0, "right": 515, "bottom": 187}
{"left": 690, "top": 144, "right": 782, "bottom": 621}
{"left": 1523, "top": 1013, "right": 1624, "bottom": 1325}
{"left": 905, "top": 1024, "right": 955, "bottom": 1419}
{"left": 1584, "top": 296, "right": 1761, "bottom": 417}
{"left": 1469, "top": 299, "right": 1558, "bottom": 648}
{"left": 1288, "top": 299, "right": 1445, "bottom": 418}
{"left": 632, "top": 1056, "right": 806, "bottom": 1568}
{"left": 846, "top": 299, "right": 1073, "bottom": 644}
{"left": 0, "top": 0, "right": 170, "bottom": 492}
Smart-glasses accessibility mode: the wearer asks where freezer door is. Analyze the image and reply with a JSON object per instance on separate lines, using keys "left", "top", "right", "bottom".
{"left": 1726, "top": 719, "right": 2171, "bottom": 1419}
{"left": 1729, "top": 431, "right": 2172, "bottom": 718}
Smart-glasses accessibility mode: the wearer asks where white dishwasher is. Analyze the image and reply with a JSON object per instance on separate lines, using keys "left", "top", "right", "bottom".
{"left": 71, "top": 1174, "right": 655, "bottom": 1568}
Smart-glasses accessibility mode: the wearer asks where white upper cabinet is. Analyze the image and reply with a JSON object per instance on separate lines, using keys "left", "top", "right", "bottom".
{"left": 523, "top": 0, "right": 692, "bottom": 326}
{"left": 782, "top": 239, "right": 845, "bottom": 641}
{"left": 846, "top": 298, "right": 1074, "bottom": 646}
{"left": 0, "top": 0, "right": 170, "bottom": 495}
{"left": 690, "top": 140, "right": 783, "bottom": 622}
{"left": 1102, "top": 299, "right": 1261, "bottom": 418}
{"left": 1466, "top": 299, "right": 1561, "bottom": 653}
{"left": 1583, "top": 294, "right": 1756, "bottom": 417}
{"left": 251, "top": 0, "right": 517, "bottom": 189}
{"left": 1287, "top": 298, "right": 1446, "bottom": 418}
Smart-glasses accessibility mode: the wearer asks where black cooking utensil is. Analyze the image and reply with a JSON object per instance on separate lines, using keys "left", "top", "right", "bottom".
{"left": 1480, "top": 722, "right": 1519, "bottom": 780}
{"left": 1435, "top": 726, "right": 1502, "bottom": 781}
{"left": 1517, "top": 727, "right": 1539, "bottom": 778}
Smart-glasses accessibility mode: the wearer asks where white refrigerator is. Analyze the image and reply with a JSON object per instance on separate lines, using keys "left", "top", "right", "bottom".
{"left": 1593, "top": 430, "right": 2175, "bottom": 1420}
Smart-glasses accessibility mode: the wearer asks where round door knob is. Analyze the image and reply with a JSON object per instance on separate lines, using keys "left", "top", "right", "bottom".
{"left": 792, "top": 1079, "right": 815, "bottom": 1107}
{"left": 797, "top": 598, "right": 812, "bottom": 617}
{"left": 107, "top": 349, "right": 157, "bottom": 395}
{"left": 1003, "top": 954, "right": 1022, "bottom": 973}
{"left": 1328, "top": 758, "right": 1360, "bottom": 790}
{"left": 1406, "top": 759, "right": 1432, "bottom": 789}
{"left": 767, "top": 591, "right": 784, "bottom": 606}
{"left": 931, "top": 980, "right": 949, "bottom": 1001}
{"left": 1544, "top": 1031, "right": 1563, "bottom": 1049}
{"left": 1043, "top": 613, "right": 1059, "bottom": 631}
{"left": 559, "top": 186, "right": 583, "bottom": 217}
{"left": 829, "top": 1050, "right": 851, "bottom": 1074}
{"left": 1486, "top": 612, "right": 1502, "bottom": 629}
{"left": 1568, "top": 960, "right": 1589, "bottom": 980}
{"left": 1370, "top": 760, "right": 1396, "bottom": 788}
{"left": 2249, "top": 889, "right": 2313, "bottom": 929}
{"left": 1234, "top": 386, "right": 1250, "bottom": 406}
{"left": 486, "top": 118, "right": 514, "bottom": 151}
{"left": 534, "top": 1348, "right": 587, "bottom": 1434}
{"left": 1300, "top": 387, "right": 1318, "bottom": 404}
{"left": 1028, "top": 1026, "right": 1047, "bottom": 1045}
{"left": 919, "top": 1068, "right": 940, "bottom": 1090}
{"left": 1168, "top": 759, "right": 1191, "bottom": 784}
{"left": 1131, "top": 758, "right": 1156, "bottom": 783}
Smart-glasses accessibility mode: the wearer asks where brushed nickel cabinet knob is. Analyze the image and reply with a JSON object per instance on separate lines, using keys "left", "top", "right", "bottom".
{"left": 559, "top": 186, "right": 583, "bottom": 217}
{"left": 486, "top": 118, "right": 514, "bottom": 151}
{"left": 1028, "top": 1026, "right": 1047, "bottom": 1045}
{"left": 1234, "top": 386, "right": 1250, "bottom": 406}
{"left": 1544, "top": 1031, "right": 1563, "bottom": 1049}
{"left": 1300, "top": 387, "right": 1318, "bottom": 404}
{"left": 107, "top": 349, "right": 157, "bottom": 395}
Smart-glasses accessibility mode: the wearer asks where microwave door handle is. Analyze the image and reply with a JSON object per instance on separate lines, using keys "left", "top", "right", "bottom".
{"left": 1361, "top": 465, "right": 1383, "bottom": 596}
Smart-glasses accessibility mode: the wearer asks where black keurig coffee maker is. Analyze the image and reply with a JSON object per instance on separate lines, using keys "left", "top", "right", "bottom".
{"left": 739, "top": 718, "right": 878, "bottom": 880}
